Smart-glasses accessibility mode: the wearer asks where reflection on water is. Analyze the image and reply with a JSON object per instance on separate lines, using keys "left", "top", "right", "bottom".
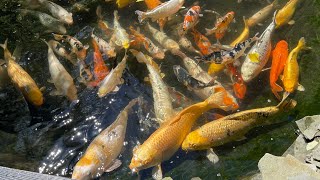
{"left": 0, "top": 0, "right": 319, "bottom": 179}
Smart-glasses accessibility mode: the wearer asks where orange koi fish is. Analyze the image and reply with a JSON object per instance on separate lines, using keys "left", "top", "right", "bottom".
{"left": 270, "top": 40, "right": 288, "bottom": 100}
{"left": 183, "top": 6, "right": 202, "bottom": 32}
{"left": 191, "top": 29, "right": 213, "bottom": 56}
{"left": 205, "top": 11, "right": 235, "bottom": 40}
{"left": 226, "top": 64, "right": 246, "bottom": 99}
{"left": 88, "top": 38, "right": 110, "bottom": 87}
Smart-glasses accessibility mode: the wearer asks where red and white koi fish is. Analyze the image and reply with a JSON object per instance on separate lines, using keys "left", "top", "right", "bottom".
{"left": 205, "top": 11, "right": 235, "bottom": 40}
{"left": 183, "top": 6, "right": 202, "bottom": 32}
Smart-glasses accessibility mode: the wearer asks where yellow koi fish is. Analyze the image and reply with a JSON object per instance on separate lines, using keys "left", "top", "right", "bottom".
{"left": 0, "top": 40, "right": 43, "bottom": 106}
{"left": 230, "top": 17, "right": 250, "bottom": 47}
{"left": 275, "top": 0, "right": 301, "bottom": 28}
{"left": 72, "top": 98, "right": 138, "bottom": 180}
{"left": 182, "top": 98, "right": 296, "bottom": 152}
{"left": 129, "top": 88, "right": 235, "bottom": 178}
{"left": 282, "top": 37, "right": 306, "bottom": 94}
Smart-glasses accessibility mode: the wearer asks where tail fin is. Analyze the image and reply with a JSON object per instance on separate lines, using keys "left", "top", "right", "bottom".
{"left": 123, "top": 97, "right": 139, "bottom": 113}
{"left": 276, "top": 92, "right": 297, "bottom": 110}
{"left": 205, "top": 87, "right": 237, "bottom": 111}
{"left": 135, "top": 10, "right": 146, "bottom": 23}
{"left": 297, "top": 37, "right": 306, "bottom": 50}
{"left": 272, "top": 0, "right": 281, "bottom": 9}
{"left": 205, "top": 28, "right": 215, "bottom": 36}
{"left": 243, "top": 16, "right": 249, "bottom": 29}
{"left": 52, "top": 33, "right": 64, "bottom": 41}
{"left": 0, "top": 39, "right": 13, "bottom": 61}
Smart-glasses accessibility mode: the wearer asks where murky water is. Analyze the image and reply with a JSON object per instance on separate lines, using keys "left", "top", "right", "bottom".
{"left": 0, "top": 0, "right": 319, "bottom": 179}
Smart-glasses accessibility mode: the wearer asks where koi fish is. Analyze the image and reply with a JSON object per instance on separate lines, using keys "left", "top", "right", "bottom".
{"left": 135, "top": 0, "right": 185, "bottom": 23}
{"left": 116, "top": 0, "right": 134, "bottom": 8}
{"left": 196, "top": 34, "right": 259, "bottom": 65}
{"left": 143, "top": 0, "right": 167, "bottom": 31}
{"left": 171, "top": 50, "right": 239, "bottom": 111}
{"left": 183, "top": 6, "right": 202, "bottom": 32}
{"left": 48, "top": 40, "right": 77, "bottom": 65}
{"left": 53, "top": 34, "right": 88, "bottom": 61}
{"left": 275, "top": 0, "right": 301, "bottom": 28}
{"left": 145, "top": 23, "right": 180, "bottom": 52}
{"left": 130, "top": 49, "right": 174, "bottom": 124}
{"left": 0, "top": 40, "right": 43, "bottom": 106}
{"left": 241, "top": 12, "right": 276, "bottom": 83}
{"left": 205, "top": 11, "right": 235, "bottom": 40}
{"left": 230, "top": 16, "right": 250, "bottom": 47}
{"left": 91, "top": 32, "right": 116, "bottom": 58}
{"left": 182, "top": 98, "right": 296, "bottom": 152}
{"left": 173, "top": 65, "right": 216, "bottom": 90}
{"left": 270, "top": 40, "right": 288, "bottom": 100}
{"left": 96, "top": 6, "right": 113, "bottom": 37}
{"left": 43, "top": 40, "right": 78, "bottom": 102}
{"left": 98, "top": 54, "right": 128, "bottom": 97}
{"left": 22, "top": 0, "right": 73, "bottom": 25}
{"left": 129, "top": 88, "right": 235, "bottom": 178}
{"left": 226, "top": 64, "right": 247, "bottom": 99}
{"left": 72, "top": 98, "right": 138, "bottom": 180}
{"left": 111, "top": 11, "right": 130, "bottom": 49}
{"left": 129, "top": 26, "right": 165, "bottom": 59}
{"left": 87, "top": 38, "right": 110, "bottom": 87}
{"left": 247, "top": 0, "right": 280, "bottom": 27}
{"left": 19, "top": 9, "right": 66, "bottom": 34}
{"left": 282, "top": 37, "right": 306, "bottom": 94}
{"left": 167, "top": 86, "right": 194, "bottom": 108}
{"left": 179, "top": 36, "right": 201, "bottom": 55}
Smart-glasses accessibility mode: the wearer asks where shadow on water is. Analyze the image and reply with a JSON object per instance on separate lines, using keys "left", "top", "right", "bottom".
{"left": 0, "top": 0, "right": 320, "bottom": 179}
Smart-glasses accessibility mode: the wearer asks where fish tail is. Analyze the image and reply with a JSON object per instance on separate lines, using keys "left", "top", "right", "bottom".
{"left": 272, "top": 83, "right": 283, "bottom": 92}
{"left": 123, "top": 97, "right": 139, "bottom": 113}
{"left": 272, "top": 0, "right": 281, "bottom": 9}
{"left": 114, "top": 10, "right": 120, "bottom": 20}
{"left": 297, "top": 37, "right": 306, "bottom": 50}
{"left": 205, "top": 28, "right": 215, "bottom": 36}
{"left": 276, "top": 92, "right": 297, "bottom": 110}
{"left": 0, "top": 39, "right": 13, "bottom": 61}
{"left": 135, "top": 10, "right": 146, "bottom": 23}
{"left": 205, "top": 87, "right": 233, "bottom": 110}
{"left": 0, "top": 39, "right": 8, "bottom": 51}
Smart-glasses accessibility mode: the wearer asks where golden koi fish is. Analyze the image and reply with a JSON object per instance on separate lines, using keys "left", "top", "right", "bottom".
{"left": 72, "top": 98, "right": 138, "bottom": 180}
{"left": 98, "top": 54, "right": 128, "bottom": 97}
{"left": 0, "top": 40, "right": 43, "bottom": 106}
{"left": 230, "top": 17, "right": 250, "bottom": 47}
{"left": 129, "top": 88, "right": 235, "bottom": 178}
{"left": 182, "top": 98, "right": 296, "bottom": 152}
{"left": 43, "top": 40, "right": 78, "bottom": 102}
{"left": 111, "top": 11, "right": 130, "bottom": 50}
{"left": 247, "top": 0, "right": 280, "bottom": 27}
{"left": 282, "top": 37, "right": 306, "bottom": 94}
{"left": 275, "top": 0, "right": 301, "bottom": 28}
{"left": 130, "top": 49, "right": 174, "bottom": 124}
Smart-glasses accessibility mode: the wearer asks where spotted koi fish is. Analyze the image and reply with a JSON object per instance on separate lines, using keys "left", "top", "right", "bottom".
{"left": 183, "top": 6, "right": 202, "bottom": 32}
{"left": 191, "top": 29, "right": 213, "bottom": 56}
{"left": 196, "top": 33, "right": 259, "bottom": 65}
{"left": 205, "top": 11, "right": 235, "bottom": 40}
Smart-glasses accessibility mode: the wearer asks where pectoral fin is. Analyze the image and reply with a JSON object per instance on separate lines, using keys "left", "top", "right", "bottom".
{"left": 152, "top": 164, "right": 163, "bottom": 180}
{"left": 206, "top": 148, "right": 219, "bottom": 164}
{"left": 288, "top": 20, "right": 295, "bottom": 25}
{"left": 105, "top": 159, "right": 122, "bottom": 172}
{"left": 297, "top": 83, "right": 305, "bottom": 91}
{"left": 113, "top": 86, "right": 120, "bottom": 92}
{"left": 50, "top": 89, "right": 63, "bottom": 96}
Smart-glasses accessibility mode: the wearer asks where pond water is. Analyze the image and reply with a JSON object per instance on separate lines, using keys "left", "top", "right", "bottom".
{"left": 0, "top": 0, "right": 319, "bottom": 179}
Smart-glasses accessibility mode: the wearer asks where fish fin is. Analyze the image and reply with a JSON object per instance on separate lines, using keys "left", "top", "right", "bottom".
{"left": 277, "top": 93, "right": 297, "bottom": 111}
{"left": 13, "top": 42, "right": 22, "bottom": 61}
{"left": 105, "top": 159, "right": 122, "bottom": 173}
{"left": 297, "top": 83, "right": 305, "bottom": 91}
{"left": 96, "top": 5, "right": 103, "bottom": 20}
{"left": 288, "top": 20, "right": 295, "bottom": 25}
{"left": 39, "top": 86, "right": 46, "bottom": 92}
{"left": 84, "top": 45, "right": 89, "bottom": 50}
{"left": 0, "top": 59, "right": 5, "bottom": 65}
{"left": 261, "top": 67, "right": 271, "bottom": 71}
{"left": 205, "top": 28, "right": 215, "bottom": 36}
{"left": 248, "top": 52, "right": 260, "bottom": 63}
{"left": 120, "top": 78, "right": 125, "bottom": 84}
{"left": 144, "top": 77, "right": 150, "bottom": 82}
{"left": 199, "top": 14, "right": 204, "bottom": 17}
{"left": 136, "top": 0, "right": 144, "bottom": 2}
{"left": 272, "top": 83, "right": 283, "bottom": 92}
{"left": 52, "top": 34, "right": 63, "bottom": 41}
{"left": 206, "top": 148, "right": 219, "bottom": 164}
{"left": 113, "top": 86, "right": 120, "bottom": 92}
{"left": 160, "top": 73, "right": 165, "bottom": 79}
{"left": 50, "top": 89, "right": 63, "bottom": 96}
{"left": 235, "top": 136, "right": 247, "bottom": 141}
{"left": 47, "top": 79, "right": 54, "bottom": 83}
{"left": 272, "top": 0, "right": 281, "bottom": 9}
{"left": 152, "top": 164, "right": 163, "bottom": 180}
{"left": 279, "top": 75, "right": 284, "bottom": 81}
{"left": 135, "top": 10, "right": 146, "bottom": 23}
{"left": 272, "top": 89, "right": 281, "bottom": 101}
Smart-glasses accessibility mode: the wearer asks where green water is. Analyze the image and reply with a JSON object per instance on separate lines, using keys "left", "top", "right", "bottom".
{"left": 0, "top": 0, "right": 319, "bottom": 179}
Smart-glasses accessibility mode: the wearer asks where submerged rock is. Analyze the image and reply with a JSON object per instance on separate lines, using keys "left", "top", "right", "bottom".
{"left": 258, "top": 153, "right": 320, "bottom": 180}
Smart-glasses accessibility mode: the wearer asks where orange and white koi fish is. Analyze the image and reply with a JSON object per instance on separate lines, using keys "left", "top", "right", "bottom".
{"left": 247, "top": 0, "right": 280, "bottom": 27}
{"left": 282, "top": 37, "right": 306, "bottom": 94}
{"left": 53, "top": 34, "right": 88, "bottom": 61}
{"left": 48, "top": 40, "right": 77, "bottom": 65}
{"left": 87, "top": 38, "right": 110, "bottom": 87}
{"left": 72, "top": 98, "right": 138, "bottom": 180}
{"left": 135, "top": 0, "right": 185, "bottom": 23}
{"left": 0, "top": 40, "right": 43, "bottom": 106}
{"left": 191, "top": 29, "right": 213, "bottom": 56}
{"left": 275, "top": 0, "right": 301, "bottom": 28}
{"left": 43, "top": 40, "right": 78, "bottom": 102}
{"left": 183, "top": 6, "right": 202, "bottom": 32}
{"left": 129, "top": 26, "right": 165, "bottom": 60}
{"left": 91, "top": 32, "right": 116, "bottom": 58}
{"left": 205, "top": 11, "right": 235, "bottom": 40}
{"left": 129, "top": 88, "right": 235, "bottom": 178}
{"left": 226, "top": 64, "right": 246, "bottom": 99}
{"left": 270, "top": 40, "right": 288, "bottom": 100}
